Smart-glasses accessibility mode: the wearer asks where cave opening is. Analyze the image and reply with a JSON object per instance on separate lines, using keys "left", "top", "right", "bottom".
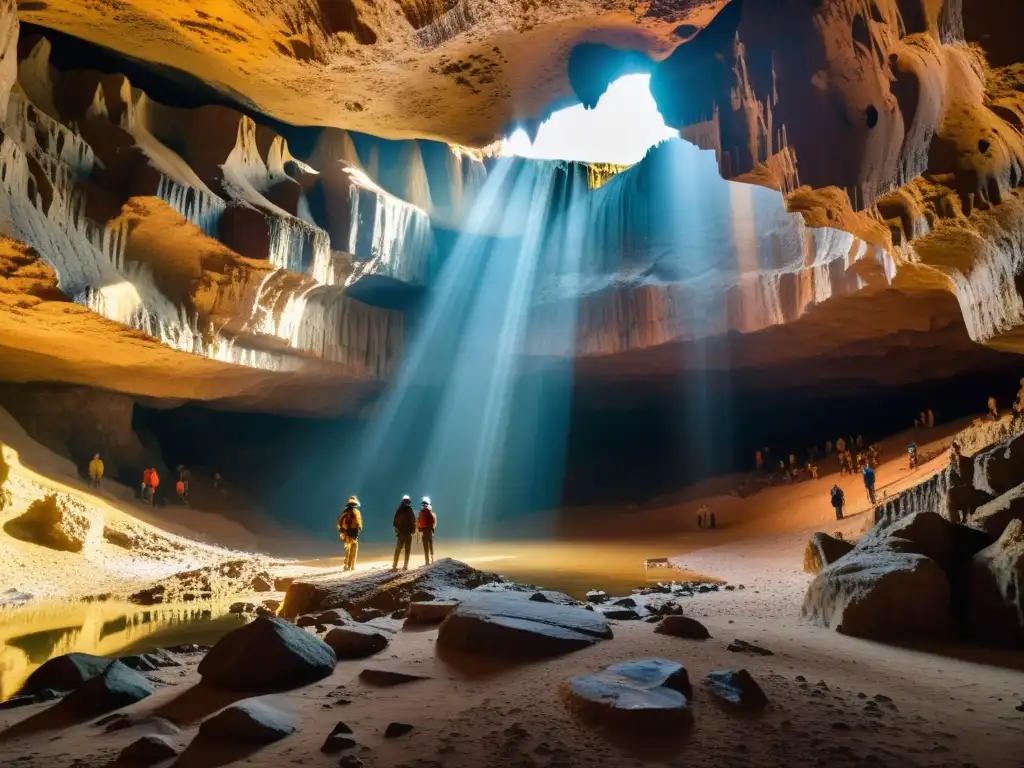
{"left": 501, "top": 75, "right": 678, "bottom": 165}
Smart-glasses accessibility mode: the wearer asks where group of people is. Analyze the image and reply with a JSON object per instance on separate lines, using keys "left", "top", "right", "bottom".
{"left": 755, "top": 434, "right": 880, "bottom": 486}
{"left": 695, "top": 503, "right": 716, "bottom": 529}
{"left": 913, "top": 409, "right": 936, "bottom": 429}
{"left": 140, "top": 465, "right": 191, "bottom": 505}
{"left": 336, "top": 495, "right": 439, "bottom": 573}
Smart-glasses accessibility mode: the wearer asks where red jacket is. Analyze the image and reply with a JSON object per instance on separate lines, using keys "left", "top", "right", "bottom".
{"left": 417, "top": 508, "right": 436, "bottom": 532}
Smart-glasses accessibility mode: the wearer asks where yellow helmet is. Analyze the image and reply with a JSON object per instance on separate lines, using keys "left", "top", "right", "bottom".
{"left": 347, "top": 495, "right": 360, "bottom": 507}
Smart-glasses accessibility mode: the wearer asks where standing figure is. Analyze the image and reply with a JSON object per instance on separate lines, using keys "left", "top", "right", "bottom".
{"left": 908, "top": 442, "right": 918, "bottom": 470}
{"left": 177, "top": 465, "right": 191, "bottom": 496}
{"left": 755, "top": 450, "right": 763, "bottom": 473}
{"left": 88, "top": 454, "right": 104, "bottom": 489}
{"left": 708, "top": 509, "right": 717, "bottom": 529}
{"left": 392, "top": 495, "right": 416, "bottom": 571}
{"left": 338, "top": 496, "right": 363, "bottom": 571}
{"left": 830, "top": 484, "right": 845, "bottom": 520}
{"left": 987, "top": 396, "right": 999, "bottom": 421}
{"left": 927, "top": 409, "right": 935, "bottom": 428}
{"left": 862, "top": 464, "right": 877, "bottom": 505}
{"left": 825, "top": 440, "right": 833, "bottom": 456}
{"left": 418, "top": 497, "right": 437, "bottom": 565}
{"left": 141, "top": 467, "right": 152, "bottom": 502}
{"left": 147, "top": 467, "right": 160, "bottom": 506}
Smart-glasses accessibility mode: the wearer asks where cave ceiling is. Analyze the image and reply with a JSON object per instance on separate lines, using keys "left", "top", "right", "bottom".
{"left": 0, "top": 0, "right": 1022, "bottom": 416}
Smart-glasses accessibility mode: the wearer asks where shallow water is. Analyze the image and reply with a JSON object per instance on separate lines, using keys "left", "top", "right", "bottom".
{"left": 0, "top": 600, "right": 245, "bottom": 700}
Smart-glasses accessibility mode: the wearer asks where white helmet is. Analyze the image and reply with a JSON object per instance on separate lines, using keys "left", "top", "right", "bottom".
{"left": 401, "top": 495, "right": 411, "bottom": 502}
{"left": 421, "top": 496, "right": 431, "bottom": 506}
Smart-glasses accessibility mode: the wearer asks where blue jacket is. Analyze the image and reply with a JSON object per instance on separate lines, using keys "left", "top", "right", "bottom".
{"left": 862, "top": 467, "right": 876, "bottom": 487}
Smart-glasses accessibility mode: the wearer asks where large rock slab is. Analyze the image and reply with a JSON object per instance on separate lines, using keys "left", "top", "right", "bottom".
{"left": 198, "top": 616, "right": 335, "bottom": 690}
{"left": 63, "top": 661, "right": 154, "bottom": 716}
{"left": 967, "top": 519, "right": 1024, "bottom": 647}
{"left": 281, "top": 559, "right": 502, "bottom": 619}
{"left": 970, "top": 483, "right": 1024, "bottom": 539}
{"left": 858, "top": 512, "right": 954, "bottom": 569}
{"left": 324, "top": 625, "right": 389, "bottom": 659}
{"left": 19, "top": 652, "right": 112, "bottom": 695}
{"left": 563, "top": 659, "right": 692, "bottom": 731}
{"left": 199, "top": 699, "right": 296, "bottom": 744}
{"left": 802, "top": 550, "right": 952, "bottom": 640}
{"left": 803, "top": 532, "right": 854, "bottom": 574}
{"left": 437, "top": 591, "right": 613, "bottom": 658}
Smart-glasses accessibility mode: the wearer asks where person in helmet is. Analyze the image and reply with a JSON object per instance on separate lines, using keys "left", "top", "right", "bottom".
{"left": 392, "top": 494, "right": 417, "bottom": 571}
{"left": 418, "top": 497, "right": 437, "bottom": 565}
{"left": 338, "top": 496, "right": 363, "bottom": 571}
{"left": 830, "top": 484, "right": 845, "bottom": 520}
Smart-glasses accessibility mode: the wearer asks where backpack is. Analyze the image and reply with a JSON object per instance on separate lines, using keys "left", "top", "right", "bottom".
{"left": 417, "top": 508, "right": 436, "bottom": 531}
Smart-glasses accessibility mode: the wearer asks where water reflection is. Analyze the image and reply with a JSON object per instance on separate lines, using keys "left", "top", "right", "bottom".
{"left": 0, "top": 601, "right": 245, "bottom": 700}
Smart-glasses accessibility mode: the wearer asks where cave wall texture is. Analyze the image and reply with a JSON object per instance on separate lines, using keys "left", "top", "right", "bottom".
{"left": 0, "top": 0, "right": 1020, "bottom": 424}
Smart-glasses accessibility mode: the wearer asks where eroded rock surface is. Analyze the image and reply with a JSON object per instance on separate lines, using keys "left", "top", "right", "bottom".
{"left": 803, "top": 533, "right": 854, "bottom": 574}
{"left": 967, "top": 519, "right": 1024, "bottom": 647}
{"left": 437, "top": 591, "right": 612, "bottom": 658}
{"left": 563, "top": 659, "right": 692, "bottom": 731}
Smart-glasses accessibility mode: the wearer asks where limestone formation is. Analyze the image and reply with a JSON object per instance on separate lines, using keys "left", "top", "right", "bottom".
{"left": 437, "top": 591, "right": 613, "bottom": 657}
{"left": 802, "top": 549, "right": 953, "bottom": 640}
{"left": 562, "top": 659, "right": 693, "bottom": 731}
{"left": 967, "top": 519, "right": 1024, "bottom": 647}
{"left": 4, "top": 493, "right": 92, "bottom": 552}
{"left": 803, "top": 533, "right": 854, "bottom": 574}
{"left": 197, "top": 616, "right": 336, "bottom": 690}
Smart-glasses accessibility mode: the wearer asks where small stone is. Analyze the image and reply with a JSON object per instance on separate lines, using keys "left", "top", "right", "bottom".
{"left": 795, "top": 675, "right": 807, "bottom": 682}
{"left": 321, "top": 722, "right": 356, "bottom": 753}
{"left": 832, "top": 721, "right": 851, "bottom": 731}
{"left": 117, "top": 734, "right": 179, "bottom": 764}
{"left": 873, "top": 694, "right": 892, "bottom": 703}
{"left": 324, "top": 625, "right": 390, "bottom": 659}
{"left": 359, "top": 667, "right": 431, "bottom": 686}
{"left": 703, "top": 669, "right": 768, "bottom": 710}
{"left": 563, "top": 658, "right": 692, "bottom": 730}
{"left": 655, "top": 615, "right": 711, "bottom": 640}
{"left": 727, "top": 640, "right": 774, "bottom": 656}
{"left": 390, "top": 608, "right": 408, "bottom": 619}
{"left": 355, "top": 608, "right": 385, "bottom": 622}
{"left": 529, "top": 592, "right": 550, "bottom": 602}
{"left": 385, "top": 722, "right": 414, "bottom": 738}
{"left": 405, "top": 600, "right": 458, "bottom": 624}
{"left": 585, "top": 590, "right": 608, "bottom": 604}
{"left": 612, "top": 597, "right": 637, "bottom": 608}
{"left": 601, "top": 607, "right": 641, "bottom": 621}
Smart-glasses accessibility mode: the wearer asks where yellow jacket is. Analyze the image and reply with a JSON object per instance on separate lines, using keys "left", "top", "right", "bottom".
{"left": 88, "top": 457, "right": 104, "bottom": 479}
{"left": 337, "top": 507, "right": 363, "bottom": 538}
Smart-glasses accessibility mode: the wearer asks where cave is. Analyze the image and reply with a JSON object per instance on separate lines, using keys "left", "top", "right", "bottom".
{"left": 0, "top": 0, "right": 1023, "bottom": 765}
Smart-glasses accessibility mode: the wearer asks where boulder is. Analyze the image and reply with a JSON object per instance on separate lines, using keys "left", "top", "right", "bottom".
{"left": 324, "top": 625, "right": 390, "bottom": 659}
{"left": 646, "top": 599, "right": 683, "bottom": 616}
{"left": 281, "top": 558, "right": 502, "bottom": 619}
{"left": 654, "top": 615, "right": 711, "bottom": 640}
{"left": 116, "top": 734, "right": 179, "bottom": 765}
{"left": 585, "top": 590, "right": 608, "bottom": 604}
{"left": 63, "top": 661, "right": 154, "bottom": 716}
{"left": 802, "top": 549, "right": 952, "bottom": 640}
{"left": 970, "top": 484, "right": 1024, "bottom": 538}
{"left": 703, "top": 669, "right": 768, "bottom": 710}
{"left": 802, "top": 533, "right": 854, "bottom": 574}
{"left": 20, "top": 652, "right": 111, "bottom": 695}
{"left": 3, "top": 493, "right": 92, "bottom": 552}
{"left": 612, "top": 597, "right": 637, "bottom": 608}
{"left": 858, "top": 512, "right": 954, "bottom": 569}
{"left": 528, "top": 590, "right": 577, "bottom": 605}
{"left": 198, "top": 616, "right": 335, "bottom": 690}
{"left": 967, "top": 519, "right": 1024, "bottom": 647}
{"left": 199, "top": 699, "right": 296, "bottom": 744}
{"left": 405, "top": 600, "right": 459, "bottom": 624}
{"left": 318, "top": 608, "right": 353, "bottom": 625}
{"left": 437, "top": 591, "right": 613, "bottom": 658}
{"left": 562, "top": 659, "right": 692, "bottom": 731}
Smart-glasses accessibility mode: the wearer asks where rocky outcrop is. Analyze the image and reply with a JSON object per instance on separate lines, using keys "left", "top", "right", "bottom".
{"left": 4, "top": 492, "right": 93, "bottom": 552}
{"left": 197, "top": 616, "right": 336, "bottom": 690}
{"left": 803, "top": 532, "right": 854, "bottom": 574}
{"left": 280, "top": 558, "right": 502, "bottom": 619}
{"left": 437, "top": 591, "right": 613, "bottom": 657}
{"left": 62, "top": 660, "right": 153, "bottom": 715}
{"left": 967, "top": 519, "right": 1024, "bottom": 647}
